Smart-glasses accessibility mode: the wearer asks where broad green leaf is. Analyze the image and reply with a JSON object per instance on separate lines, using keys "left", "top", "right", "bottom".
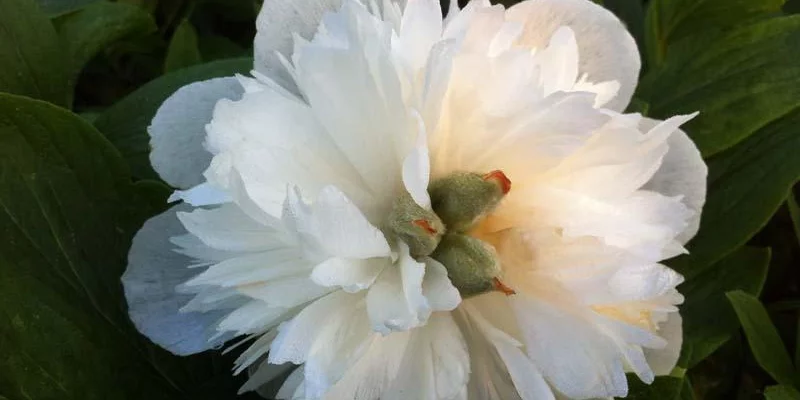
{"left": 796, "top": 314, "right": 800, "bottom": 373}
{"left": 0, "top": 0, "right": 71, "bottom": 107}
{"left": 199, "top": 35, "right": 248, "bottom": 61}
{"left": 766, "top": 385, "right": 800, "bottom": 400}
{"left": 93, "top": 57, "right": 252, "bottom": 181}
{"left": 789, "top": 191, "right": 800, "bottom": 247}
{"left": 678, "top": 247, "right": 770, "bottom": 367}
{"left": 638, "top": 16, "right": 800, "bottom": 157}
{"left": 0, "top": 93, "right": 248, "bottom": 399}
{"left": 673, "top": 108, "right": 800, "bottom": 272}
{"left": 55, "top": 1, "right": 157, "bottom": 80}
{"left": 644, "top": 0, "right": 784, "bottom": 67}
{"left": 164, "top": 20, "right": 202, "bottom": 73}
{"left": 679, "top": 377, "right": 695, "bottom": 400}
{"left": 727, "top": 290, "right": 797, "bottom": 386}
{"left": 36, "top": 0, "right": 101, "bottom": 16}
{"left": 625, "top": 376, "right": 684, "bottom": 400}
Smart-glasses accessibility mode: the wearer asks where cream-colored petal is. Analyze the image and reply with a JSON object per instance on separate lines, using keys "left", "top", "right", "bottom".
{"left": 641, "top": 117, "right": 708, "bottom": 244}
{"left": 505, "top": 0, "right": 640, "bottom": 111}
{"left": 644, "top": 312, "right": 683, "bottom": 376}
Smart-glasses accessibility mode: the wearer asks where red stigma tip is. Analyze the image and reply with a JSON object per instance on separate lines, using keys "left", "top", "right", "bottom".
{"left": 413, "top": 219, "right": 438, "bottom": 235}
{"left": 493, "top": 278, "right": 516, "bottom": 296}
{"left": 483, "top": 170, "right": 511, "bottom": 194}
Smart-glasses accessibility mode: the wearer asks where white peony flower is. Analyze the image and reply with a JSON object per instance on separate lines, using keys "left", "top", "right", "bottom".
{"left": 122, "top": 0, "right": 708, "bottom": 399}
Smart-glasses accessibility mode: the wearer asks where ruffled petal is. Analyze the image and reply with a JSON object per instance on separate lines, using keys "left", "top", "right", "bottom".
{"left": 284, "top": 186, "right": 392, "bottom": 259}
{"left": 511, "top": 295, "right": 629, "bottom": 399}
{"left": 293, "top": 1, "right": 414, "bottom": 212}
{"left": 268, "top": 290, "right": 362, "bottom": 364}
{"left": 641, "top": 117, "right": 708, "bottom": 244}
{"left": 253, "top": 0, "right": 343, "bottom": 86}
{"left": 122, "top": 205, "right": 231, "bottom": 355}
{"left": 421, "top": 257, "right": 461, "bottom": 312}
{"left": 149, "top": 77, "right": 244, "bottom": 189}
{"left": 644, "top": 312, "right": 683, "bottom": 376}
{"left": 311, "top": 257, "right": 389, "bottom": 293}
{"left": 505, "top": 0, "right": 640, "bottom": 111}
{"left": 366, "top": 243, "right": 430, "bottom": 334}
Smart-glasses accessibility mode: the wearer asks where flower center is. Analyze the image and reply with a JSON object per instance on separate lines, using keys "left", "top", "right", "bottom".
{"left": 385, "top": 170, "right": 516, "bottom": 298}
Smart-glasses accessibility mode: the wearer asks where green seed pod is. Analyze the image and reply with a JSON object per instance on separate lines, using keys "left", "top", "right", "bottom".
{"left": 432, "top": 233, "right": 511, "bottom": 298}
{"left": 429, "top": 170, "right": 511, "bottom": 232}
{"left": 386, "top": 191, "right": 445, "bottom": 258}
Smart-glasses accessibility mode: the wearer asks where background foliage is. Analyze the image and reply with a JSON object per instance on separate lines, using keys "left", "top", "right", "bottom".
{"left": 0, "top": 0, "right": 798, "bottom": 399}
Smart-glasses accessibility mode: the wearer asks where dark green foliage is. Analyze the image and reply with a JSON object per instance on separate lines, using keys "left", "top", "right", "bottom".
{"left": 0, "top": 0, "right": 799, "bottom": 398}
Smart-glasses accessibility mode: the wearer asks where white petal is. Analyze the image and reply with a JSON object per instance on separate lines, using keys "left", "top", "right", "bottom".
{"left": 422, "top": 257, "right": 461, "bottom": 312}
{"left": 122, "top": 205, "right": 231, "bottom": 355}
{"left": 182, "top": 249, "right": 307, "bottom": 288}
{"left": 401, "top": 120, "right": 432, "bottom": 209}
{"left": 268, "top": 290, "right": 360, "bottom": 364}
{"left": 366, "top": 243, "right": 430, "bottom": 334}
{"left": 239, "top": 359, "right": 295, "bottom": 394}
{"left": 385, "top": 314, "right": 471, "bottom": 400}
{"left": 396, "top": 0, "right": 443, "bottom": 72}
{"left": 286, "top": 185, "right": 392, "bottom": 259}
{"left": 253, "top": 0, "right": 342, "bottom": 87}
{"left": 303, "top": 305, "right": 373, "bottom": 397}
{"left": 240, "top": 277, "right": 333, "bottom": 309}
{"left": 325, "top": 332, "right": 412, "bottom": 399}
{"left": 149, "top": 77, "right": 243, "bottom": 189}
{"left": 311, "top": 257, "right": 389, "bottom": 293}
{"left": 276, "top": 366, "right": 306, "bottom": 399}
{"left": 311, "top": 186, "right": 392, "bottom": 258}
{"left": 641, "top": 117, "right": 707, "bottom": 244}
{"left": 205, "top": 87, "right": 370, "bottom": 219}
{"left": 644, "top": 312, "right": 683, "bottom": 376}
{"left": 177, "top": 204, "right": 283, "bottom": 252}
{"left": 293, "top": 3, "right": 413, "bottom": 209}
{"left": 464, "top": 303, "right": 554, "bottom": 400}
{"left": 511, "top": 295, "right": 628, "bottom": 399}
{"left": 169, "top": 182, "right": 232, "bottom": 206}
{"left": 506, "top": 0, "right": 640, "bottom": 111}
{"left": 216, "top": 301, "right": 287, "bottom": 337}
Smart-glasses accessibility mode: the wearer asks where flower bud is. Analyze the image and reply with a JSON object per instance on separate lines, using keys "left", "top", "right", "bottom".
{"left": 429, "top": 170, "right": 510, "bottom": 232}
{"left": 386, "top": 191, "right": 445, "bottom": 258}
{"left": 432, "top": 233, "right": 514, "bottom": 298}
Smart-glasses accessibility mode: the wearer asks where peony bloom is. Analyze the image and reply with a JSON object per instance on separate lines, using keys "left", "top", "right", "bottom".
{"left": 122, "top": 0, "right": 707, "bottom": 399}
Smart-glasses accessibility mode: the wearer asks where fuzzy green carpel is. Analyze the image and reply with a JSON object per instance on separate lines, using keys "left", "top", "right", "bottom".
{"left": 385, "top": 171, "right": 514, "bottom": 298}
{"left": 429, "top": 171, "right": 509, "bottom": 232}
{"left": 386, "top": 191, "right": 445, "bottom": 258}
{"left": 431, "top": 233, "right": 504, "bottom": 298}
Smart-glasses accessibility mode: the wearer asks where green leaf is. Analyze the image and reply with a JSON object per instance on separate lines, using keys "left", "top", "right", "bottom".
{"left": 766, "top": 385, "right": 800, "bottom": 400}
{"left": 55, "top": 1, "right": 157, "bottom": 80}
{"left": 0, "top": 0, "right": 71, "bottom": 107}
{"left": 198, "top": 35, "right": 248, "bottom": 61}
{"left": 678, "top": 246, "right": 770, "bottom": 367}
{"left": 0, "top": 93, "right": 247, "bottom": 399}
{"left": 638, "top": 15, "right": 800, "bottom": 157}
{"left": 679, "top": 377, "right": 695, "bottom": 400}
{"left": 644, "top": 0, "right": 784, "bottom": 67}
{"left": 35, "top": 0, "right": 101, "bottom": 16}
{"left": 789, "top": 190, "right": 800, "bottom": 247}
{"left": 727, "top": 290, "right": 797, "bottom": 386}
{"left": 164, "top": 19, "right": 203, "bottom": 73}
{"left": 625, "top": 376, "right": 684, "bottom": 400}
{"left": 673, "top": 108, "right": 800, "bottom": 272}
{"left": 93, "top": 57, "right": 252, "bottom": 181}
